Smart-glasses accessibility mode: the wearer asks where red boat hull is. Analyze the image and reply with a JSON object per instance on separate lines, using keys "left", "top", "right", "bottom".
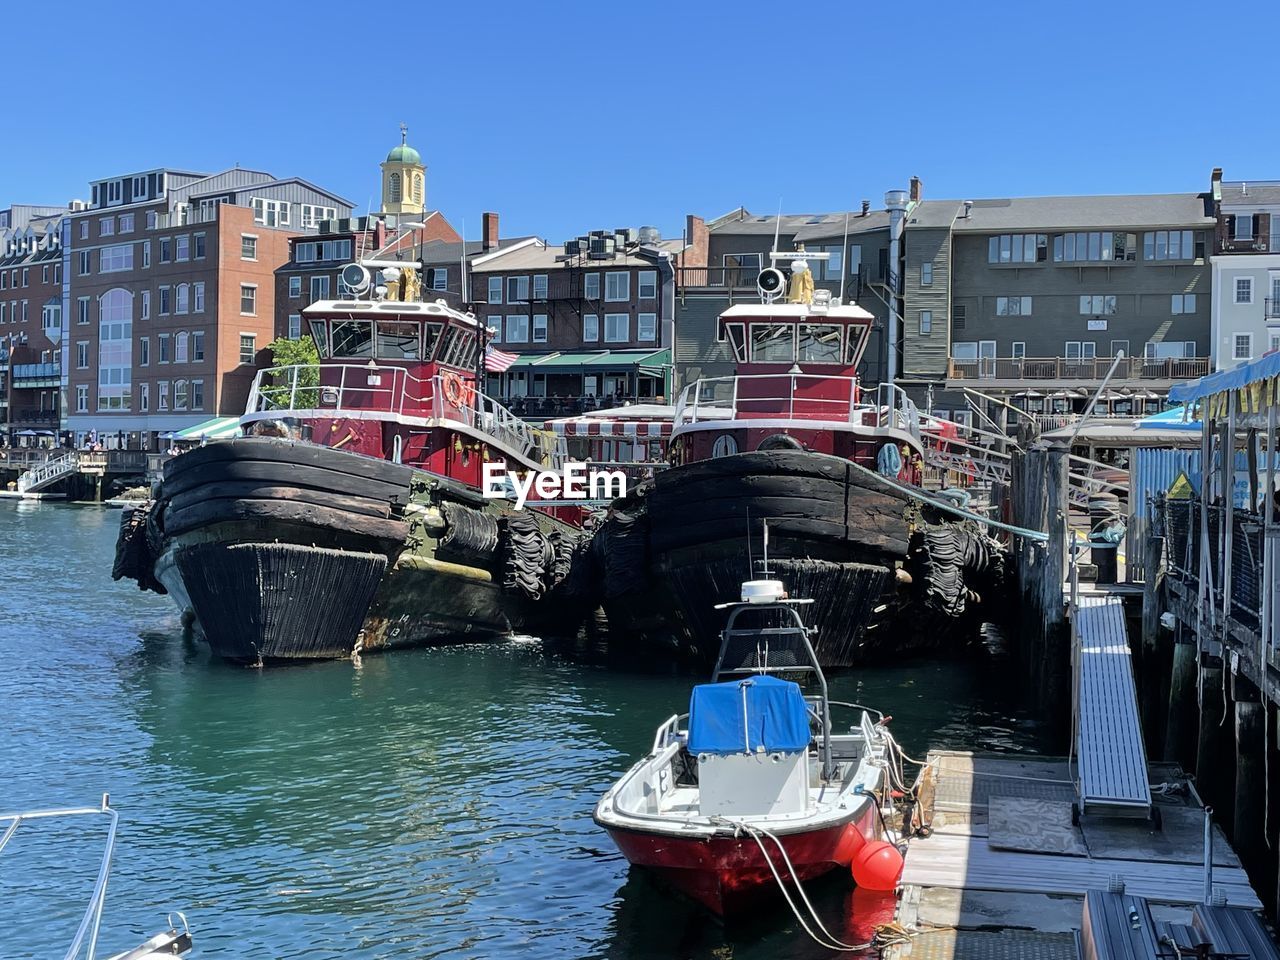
{"left": 603, "top": 803, "right": 881, "bottom": 916}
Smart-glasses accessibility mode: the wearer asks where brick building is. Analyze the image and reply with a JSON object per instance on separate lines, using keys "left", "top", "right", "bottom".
{"left": 64, "top": 167, "right": 351, "bottom": 446}
{"left": 0, "top": 205, "right": 68, "bottom": 443}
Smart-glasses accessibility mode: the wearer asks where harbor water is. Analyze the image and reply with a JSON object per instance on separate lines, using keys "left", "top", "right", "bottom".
{"left": 0, "top": 503, "right": 1051, "bottom": 959}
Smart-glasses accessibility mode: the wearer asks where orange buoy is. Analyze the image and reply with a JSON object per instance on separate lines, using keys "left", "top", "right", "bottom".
{"left": 850, "top": 840, "right": 903, "bottom": 892}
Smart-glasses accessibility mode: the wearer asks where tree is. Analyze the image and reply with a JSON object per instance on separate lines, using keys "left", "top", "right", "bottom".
{"left": 260, "top": 336, "right": 320, "bottom": 410}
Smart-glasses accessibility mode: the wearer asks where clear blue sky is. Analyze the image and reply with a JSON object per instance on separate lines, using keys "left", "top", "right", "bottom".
{"left": 7, "top": 0, "right": 1278, "bottom": 243}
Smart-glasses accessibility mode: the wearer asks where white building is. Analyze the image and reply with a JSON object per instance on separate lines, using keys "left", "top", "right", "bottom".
{"left": 1210, "top": 173, "right": 1280, "bottom": 370}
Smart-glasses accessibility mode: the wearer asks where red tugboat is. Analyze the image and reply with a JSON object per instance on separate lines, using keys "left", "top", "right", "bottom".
{"left": 594, "top": 578, "right": 893, "bottom": 916}
{"left": 589, "top": 254, "right": 945, "bottom": 668}
{"left": 114, "top": 263, "right": 586, "bottom": 662}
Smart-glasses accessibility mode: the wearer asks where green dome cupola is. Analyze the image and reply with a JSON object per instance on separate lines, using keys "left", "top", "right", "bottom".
{"left": 380, "top": 122, "right": 426, "bottom": 216}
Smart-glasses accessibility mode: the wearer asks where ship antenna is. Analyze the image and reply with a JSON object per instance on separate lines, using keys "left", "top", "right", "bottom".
{"left": 460, "top": 218, "right": 468, "bottom": 305}
{"left": 838, "top": 209, "right": 851, "bottom": 303}
{"left": 771, "top": 198, "right": 783, "bottom": 263}
{"left": 762, "top": 518, "right": 771, "bottom": 578}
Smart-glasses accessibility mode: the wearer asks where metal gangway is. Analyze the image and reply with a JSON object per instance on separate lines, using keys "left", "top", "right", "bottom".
{"left": 1070, "top": 590, "right": 1153, "bottom": 821}
{"left": 16, "top": 451, "right": 78, "bottom": 494}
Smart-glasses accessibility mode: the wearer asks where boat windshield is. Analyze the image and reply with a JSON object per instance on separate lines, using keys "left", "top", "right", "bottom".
{"left": 331, "top": 320, "right": 373, "bottom": 358}
{"left": 798, "top": 324, "right": 841, "bottom": 363}
{"left": 750, "top": 324, "right": 794, "bottom": 362}
{"left": 375, "top": 321, "right": 420, "bottom": 361}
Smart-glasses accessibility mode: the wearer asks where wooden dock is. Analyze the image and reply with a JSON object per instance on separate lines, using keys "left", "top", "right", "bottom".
{"left": 887, "top": 752, "right": 1262, "bottom": 959}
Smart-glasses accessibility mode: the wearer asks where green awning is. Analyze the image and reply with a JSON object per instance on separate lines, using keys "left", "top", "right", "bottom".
{"left": 504, "top": 349, "right": 670, "bottom": 371}
{"left": 174, "top": 416, "right": 241, "bottom": 440}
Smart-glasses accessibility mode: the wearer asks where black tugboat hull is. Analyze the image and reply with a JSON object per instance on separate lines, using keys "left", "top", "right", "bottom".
{"left": 131, "top": 437, "right": 573, "bottom": 662}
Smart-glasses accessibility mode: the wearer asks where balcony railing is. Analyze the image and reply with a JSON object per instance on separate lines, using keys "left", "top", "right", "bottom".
{"left": 12, "top": 409, "right": 60, "bottom": 425}
{"left": 10, "top": 362, "right": 61, "bottom": 387}
{"left": 946, "top": 356, "right": 1210, "bottom": 384}
{"left": 246, "top": 363, "right": 566, "bottom": 468}
{"left": 1219, "top": 236, "right": 1278, "bottom": 254}
{"left": 1266, "top": 298, "right": 1280, "bottom": 320}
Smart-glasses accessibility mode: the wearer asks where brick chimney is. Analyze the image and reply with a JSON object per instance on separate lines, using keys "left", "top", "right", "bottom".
{"left": 909, "top": 176, "right": 923, "bottom": 203}
{"left": 1211, "top": 167, "right": 1223, "bottom": 185}
{"left": 682, "top": 214, "right": 708, "bottom": 268}
{"left": 482, "top": 211, "right": 499, "bottom": 251}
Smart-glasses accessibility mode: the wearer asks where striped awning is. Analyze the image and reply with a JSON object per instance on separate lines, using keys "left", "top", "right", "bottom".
{"left": 548, "top": 417, "right": 671, "bottom": 438}
{"left": 173, "top": 416, "right": 241, "bottom": 440}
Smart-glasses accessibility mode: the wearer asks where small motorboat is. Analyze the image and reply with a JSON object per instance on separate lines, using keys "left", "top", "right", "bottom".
{"left": 0, "top": 794, "right": 194, "bottom": 960}
{"left": 594, "top": 578, "right": 893, "bottom": 916}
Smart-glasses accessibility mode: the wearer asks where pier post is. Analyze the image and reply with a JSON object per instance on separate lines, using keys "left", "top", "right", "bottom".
{"left": 1233, "top": 693, "right": 1266, "bottom": 877}
{"left": 1041, "top": 443, "right": 1069, "bottom": 715}
{"left": 1197, "top": 664, "right": 1235, "bottom": 836}
{"left": 1141, "top": 531, "right": 1169, "bottom": 753}
{"left": 1165, "top": 634, "right": 1198, "bottom": 769}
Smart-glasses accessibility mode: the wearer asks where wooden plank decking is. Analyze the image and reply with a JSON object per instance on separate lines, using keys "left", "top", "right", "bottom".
{"left": 1074, "top": 594, "right": 1152, "bottom": 817}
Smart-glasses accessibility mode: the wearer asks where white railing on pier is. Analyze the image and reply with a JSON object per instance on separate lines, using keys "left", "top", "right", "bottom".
{"left": 674, "top": 374, "right": 877, "bottom": 428}
{"left": 16, "top": 451, "right": 78, "bottom": 493}
{"left": 246, "top": 363, "right": 565, "bottom": 468}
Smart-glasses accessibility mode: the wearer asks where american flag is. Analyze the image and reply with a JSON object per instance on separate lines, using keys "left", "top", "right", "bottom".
{"left": 485, "top": 346, "right": 519, "bottom": 373}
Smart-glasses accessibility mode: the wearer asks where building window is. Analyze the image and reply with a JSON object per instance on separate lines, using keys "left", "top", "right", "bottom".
{"left": 1236, "top": 277, "right": 1253, "bottom": 304}
{"left": 532, "top": 314, "right": 548, "bottom": 343}
{"left": 191, "top": 380, "right": 204, "bottom": 410}
{"left": 995, "top": 296, "right": 1032, "bottom": 316}
{"left": 1078, "top": 295, "right": 1117, "bottom": 315}
{"left": 604, "top": 313, "right": 629, "bottom": 342}
{"left": 76, "top": 385, "right": 88, "bottom": 412}
{"left": 638, "top": 313, "right": 657, "bottom": 341}
{"left": 158, "top": 333, "right": 170, "bottom": 362}
{"left": 1235, "top": 334, "right": 1253, "bottom": 360}
{"left": 156, "top": 380, "right": 169, "bottom": 411}
{"left": 146, "top": 211, "right": 157, "bottom": 230}
{"left": 532, "top": 274, "right": 547, "bottom": 299}
{"left": 21, "top": 267, "right": 28, "bottom": 287}
{"left": 193, "top": 282, "right": 204, "bottom": 313}
{"left": 77, "top": 250, "right": 91, "bottom": 275}
{"left": 76, "top": 341, "right": 89, "bottom": 369}
{"left": 822, "top": 246, "right": 843, "bottom": 280}
{"left": 1235, "top": 215, "right": 1255, "bottom": 241}
{"left": 42, "top": 265, "right": 49, "bottom": 284}
{"left": 584, "top": 273, "right": 601, "bottom": 300}
{"left": 389, "top": 172, "right": 402, "bottom": 202}
{"left": 1171, "top": 293, "right": 1197, "bottom": 314}
{"left": 429, "top": 268, "right": 448, "bottom": 291}
{"left": 1053, "top": 231, "right": 1137, "bottom": 263}
{"left": 919, "top": 310, "right": 933, "bottom": 334}
{"left": 989, "top": 234, "right": 1048, "bottom": 264}
{"left": 139, "top": 337, "right": 149, "bottom": 366}
{"left": 309, "top": 276, "right": 329, "bottom": 302}
{"left": 583, "top": 314, "right": 599, "bottom": 342}
{"left": 638, "top": 270, "right": 658, "bottom": 298}
{"left": 119, "top": 213, "right": 134, "bottom": 233}
{"left": 487, "top": 316, "right": 502, "bottom": 342}
{"left": 173, "top": 379, "right": 188, "bottom": 411}
{"left": 289, "top": 276, "right": 302, "bottom": 298}
{"left": 240, "top": 334, "right": 256, "bottom": 363}
{"left": 159, "top": 238, "right": 171, "bottom": 263}
{"left": 141, "top": 241, "right": 151, "bottom": 268}
{"left": 240, "top": 285, "right": 257, "bottom": 315}
{"left": 139, "top": 382, "right": 149, "bottom": 412}
{"left": 1142, "top": 230, "right": 1197, "bottom": 261}
{"left": 175, "top": 331, "right": 189, "bottom": 363}
{"left": 96, "top": 289, "right": 132, "bottom": 411}
{"left": 192, "top": 331, "right": 204, "bottom": 361}
{"left": 1270, "top": 333, "right": 1280, "bottom": 355}
{"left": 505, "top": 315, "right": 529, "bottom": 343}
{"left": 159, "top": 287, "right": 171, "bottom": 315}
{"left": 487, "top": 277, "right": 502, "bottom": 304}
{"left": 299, "top": 204, "right": 337, "bottom": 229}
{"left": 175, "top": 284, "right": 189, "bottom": 315}
{"left": 921, "top": 263, "right": 933, "bottom": 286}
{"left": 507, "top": 276, "right": 529, "bottom": 303}
{"left": 77, "top": 297, "right": 90, "bottom": 324}
{"left": 251, "top": 198, "right": 289, "bottom": 227}
{"left": 241, "top": 235, "right": 258, "bottom": 260}
{"left": 288, "top": 314, "right": 302, "bottom": 339}
{"left": 78, "top": 221, "right": 89, "bottom": 240}
{"left": 99, "top": 217, "right": 114, "bottom": 237}
{"left": 1011, "top": 341, "right": 1026, "bottom": 360}
{"left": 1065, "top": 341, "right": 1097, "bottom": 360}
{"left": 605, "top": 272, "right": 629, "bottom": 302}
{"left": 176, "top": 235, "right": 190, "bottom": 261}
{"left": 99, "top": 244, "right": 134, "bottom": 273}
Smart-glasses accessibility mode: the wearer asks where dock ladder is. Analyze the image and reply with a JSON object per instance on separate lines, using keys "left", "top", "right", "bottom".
{"left": 1071, "top": 592, "right": 1153, "bottom": 821}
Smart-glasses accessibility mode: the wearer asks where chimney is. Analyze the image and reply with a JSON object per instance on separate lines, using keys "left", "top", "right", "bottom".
{"left": 860, "top": 199, "right": 870, "bottom": 217}
{"left": 683, "top": 214, "right": 708, "bottom": 268}
{"left": 909, "top": 176, "right": 922, "bottom": 203}
{"left": 963, "top": 200, "right": 973, "bottom": 219}
{"left": 1211, "top": 167, "right": 1223, "bottom": 185}
{"left": 482, "top": 211, "right": 499, "bottom": 251}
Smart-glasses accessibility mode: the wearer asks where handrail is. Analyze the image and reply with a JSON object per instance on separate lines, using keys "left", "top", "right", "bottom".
{"left": 674, "top": 373, "right": 873, "bottom": 427}
{"left": 248, "top": 364, "right": 566, "bottom": 469}
{"left": 0, "top": 794, "right": 118, "bottom": 960}
{"left": 17, "top": 451, "right": 79, "bottom": 493}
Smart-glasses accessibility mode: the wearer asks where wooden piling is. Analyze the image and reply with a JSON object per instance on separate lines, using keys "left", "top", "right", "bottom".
{"left": 1233, "top": 697, "right": 1266, "bottom": 877}
{"left": 1141, "top": 532, "right": 1169, "bottom": 753}
{"left": 1197, "top": 664, "right": 1235, "bottom": 836}
{"left": 1165, "top": 637, "right": 1199, "bottom": 769}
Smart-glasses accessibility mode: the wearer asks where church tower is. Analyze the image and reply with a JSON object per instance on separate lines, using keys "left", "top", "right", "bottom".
{"left": 380, "top": 123, "right": 425, "bottom": 217}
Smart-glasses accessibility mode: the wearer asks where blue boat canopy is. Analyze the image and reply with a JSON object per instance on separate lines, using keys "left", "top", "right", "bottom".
{"left": 686, "top": 676, "right": 811, "bottom": 757}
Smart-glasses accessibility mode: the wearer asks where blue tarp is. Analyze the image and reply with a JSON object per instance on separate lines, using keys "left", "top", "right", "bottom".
{"left": 686, "top": 676, "right": 811, "bottom": 756}
{"left": 1135, "top": 405, "right": 1200, "bottom": 432}
{"left": 1168, "top": 352, "right": 1280, "bottom": 404}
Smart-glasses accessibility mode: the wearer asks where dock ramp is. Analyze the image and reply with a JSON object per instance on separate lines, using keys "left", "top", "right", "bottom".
{"left": 1073, "top": 595, "right": 1152, "bottom": 819}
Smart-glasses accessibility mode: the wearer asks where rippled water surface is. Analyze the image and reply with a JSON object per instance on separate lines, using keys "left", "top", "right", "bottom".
{"left": 0, "top": 503, "right": 1052, "bottom": 958}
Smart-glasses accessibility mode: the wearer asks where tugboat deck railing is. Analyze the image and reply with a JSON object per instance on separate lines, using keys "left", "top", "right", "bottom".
{"left": 247, "top": 363, "right": 565, "bottom": 468}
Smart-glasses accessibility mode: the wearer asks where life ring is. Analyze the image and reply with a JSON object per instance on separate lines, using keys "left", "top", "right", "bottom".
{"left": 441, "top": 371, "right": 474, "bottom": 408}
{"left": 757, "top": 433, "right": 803, "bottom": 452}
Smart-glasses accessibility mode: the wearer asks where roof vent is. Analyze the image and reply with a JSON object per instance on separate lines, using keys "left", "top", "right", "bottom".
{"left": 963, "top": 200, "right": 973, "bottom": 218}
